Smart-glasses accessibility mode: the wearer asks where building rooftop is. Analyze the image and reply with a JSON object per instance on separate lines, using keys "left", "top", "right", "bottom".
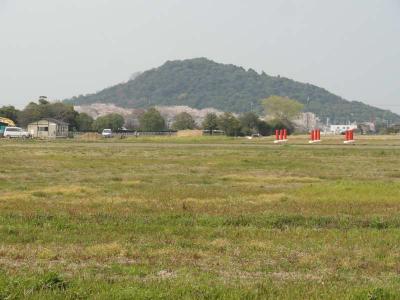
{"left": 29, "top": 118, "right": 69, "bottom": 126}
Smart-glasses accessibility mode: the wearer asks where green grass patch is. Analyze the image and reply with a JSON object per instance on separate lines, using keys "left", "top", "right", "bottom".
{"left": 1, "top": 137, "right": 400, "bottom": 298}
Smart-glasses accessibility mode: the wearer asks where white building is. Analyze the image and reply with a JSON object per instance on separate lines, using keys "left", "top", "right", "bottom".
{"left": 28, "top": 118, "right": 69, "bottom": 138}
{"left": 329, "top": 124, "right": 358, "bottom": 134}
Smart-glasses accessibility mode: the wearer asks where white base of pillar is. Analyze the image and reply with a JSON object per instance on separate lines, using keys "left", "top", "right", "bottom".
{"left": 344, "top": 140, "right": 355, "bottom": 144}
{"left": 274, "top": 139, "right": 288, "bottom": 144}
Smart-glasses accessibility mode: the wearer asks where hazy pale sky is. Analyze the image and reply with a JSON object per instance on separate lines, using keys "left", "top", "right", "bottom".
{"left": 1, "top": 0, "right": 399, "bottom": 113}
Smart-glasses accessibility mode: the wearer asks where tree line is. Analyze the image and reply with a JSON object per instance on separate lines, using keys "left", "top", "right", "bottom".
{"left": 133, "top": 95, "right": 303, "bottom": 136}
{"left": 0, "top": 96, "right": 303, "bottom": 135}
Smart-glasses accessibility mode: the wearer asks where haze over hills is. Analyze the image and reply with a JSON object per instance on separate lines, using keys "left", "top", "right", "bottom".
{"left": 65, "top": 58, "right": 400, "bottom": 124}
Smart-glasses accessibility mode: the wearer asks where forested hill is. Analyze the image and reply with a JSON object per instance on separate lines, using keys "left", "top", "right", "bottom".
{"left": 65, "top": 58, "right": 400, "bottom": 123}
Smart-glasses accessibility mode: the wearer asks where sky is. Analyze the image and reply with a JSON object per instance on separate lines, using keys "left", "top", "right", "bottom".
{"left": 0, "top": 0, "right": 399, "bottom": 113}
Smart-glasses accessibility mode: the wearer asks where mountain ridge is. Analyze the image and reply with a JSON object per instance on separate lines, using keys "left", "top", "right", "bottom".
{"left": 65, "top": 58, "right": 400, "bottom": 124}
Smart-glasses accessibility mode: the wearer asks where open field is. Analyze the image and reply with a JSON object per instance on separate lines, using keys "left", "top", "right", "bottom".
{"left": 1, "top": 135, "right": 400, "bottom": 299}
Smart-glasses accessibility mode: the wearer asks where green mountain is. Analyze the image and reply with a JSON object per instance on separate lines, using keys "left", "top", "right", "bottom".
{"left": 65, "top": 58, "right": 400, "bottom": 124}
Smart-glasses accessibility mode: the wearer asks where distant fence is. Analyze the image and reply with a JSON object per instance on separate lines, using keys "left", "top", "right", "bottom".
{"left": 72, "top": 130, "right": 178, "bottom": 138}
{"left": 202, "top": 130, "right": 225, "bottom": 136}
{"left": 131, "top": 131, "right": 177, "bottom": 137}
{"left": 72, "top": 130, "right": 230, "bottom": 138}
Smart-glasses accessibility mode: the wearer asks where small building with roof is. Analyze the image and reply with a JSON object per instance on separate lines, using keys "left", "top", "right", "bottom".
{"left": 27, "top": 118, "right": 69, "bottom": 138}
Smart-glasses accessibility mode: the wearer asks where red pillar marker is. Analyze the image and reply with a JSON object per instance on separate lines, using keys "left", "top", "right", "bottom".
{"left": 274, "top": 129, "right": 280, "bottom": 144}
{"left": 309, "top": 130, "right": 315, "bottom": 143}
{"left": 344, "top": 130, "right": 355, "bottom": 144}
{"left": 274, "top": 129, "right": 288, "bottom": 144}
{"left": 280, "top": 130, "right": 284, "bottom": 141}
{"left": 309, "top": 129, "right": 322, "bottom": 144}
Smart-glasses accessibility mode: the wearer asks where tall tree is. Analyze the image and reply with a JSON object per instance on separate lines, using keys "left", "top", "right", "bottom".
{"left": 238, "top": 112, "right": 272, "bottom": 136}
{"left": 239, "top": 112, "right": 260, "bottom": 135}
{"left": 139, "top": 108, "right": 166, "bottom": 131}
{"left": 217, "top": 113, "right": 241, "bottom": 137}
{"left": 257, "top": 120, "right": 272, "bottom": 136}
{"left": 17, "top": 102, "right": 42, "bottom": 127}
{"left": 48, "top": 102, "right": 78, "bottom": 128}
{"left": 75, "top": 113, "right": 94, "bottom": 131}
{"left": 171, "top": 112, "right": 196, "bottom": 130}
{"left": 38, "top": 97, "right": 50, "bottom": 105}
{"left": 262, "top": 95, "right": 304, "bottom": 121}
{"left": 92, "top": 114, "right": 124, "bottom": 131}
{"left": 202, "top": 113, "right": 219, "bottom": 134}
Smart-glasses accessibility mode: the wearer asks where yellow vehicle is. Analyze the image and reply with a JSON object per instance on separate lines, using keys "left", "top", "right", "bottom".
{"left": 0, "top": 117, "right": 16, "bottom": 136}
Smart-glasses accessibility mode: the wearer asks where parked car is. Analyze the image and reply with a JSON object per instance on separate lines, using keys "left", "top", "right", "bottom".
{"left": 102, "top": 129, "right": 113, "bottom": 138}
{"left": 3, "top": 127, "right": 30, "bottom": 138}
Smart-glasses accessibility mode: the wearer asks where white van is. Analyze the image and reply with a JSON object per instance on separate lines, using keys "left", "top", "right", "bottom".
{"left": 3, "top": 127, "right": 30, "bottom": 138}
{"left": 102, "top": 129, "right": 113, "bottom": 138}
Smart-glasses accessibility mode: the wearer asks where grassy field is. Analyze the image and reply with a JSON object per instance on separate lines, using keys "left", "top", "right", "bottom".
{"left": 1, "top": 135, "right": 400, "bottom": 299}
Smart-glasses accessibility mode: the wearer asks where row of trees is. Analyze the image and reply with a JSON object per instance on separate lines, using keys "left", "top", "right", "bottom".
{"left": 202, "top": 112, "right": 294, "bottom": 136}
{"left": 0, "top": 96, "right": 303, "bottom": 135}
{"left": 137, "top": 96, "right": 302, "bottom": 136}
{"left": 199, "top": 95, "right": 301, "bottom": 136}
